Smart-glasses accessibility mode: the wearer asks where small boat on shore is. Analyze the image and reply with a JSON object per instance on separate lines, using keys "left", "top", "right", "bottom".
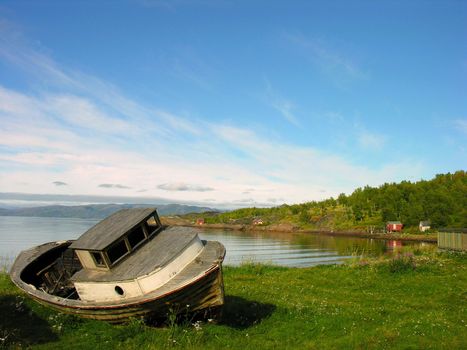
{"left": 10, "top": 208, "right": 226, "bottom": 323}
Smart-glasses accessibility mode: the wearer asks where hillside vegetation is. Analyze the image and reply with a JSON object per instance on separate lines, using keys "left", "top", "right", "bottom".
{"left": 203, "top": 171, "right": 467, "bottom": 232}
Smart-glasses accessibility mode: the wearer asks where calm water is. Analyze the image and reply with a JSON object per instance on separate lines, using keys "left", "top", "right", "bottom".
{"left": 0, "top": 216, "right": 422, "bottom": 269}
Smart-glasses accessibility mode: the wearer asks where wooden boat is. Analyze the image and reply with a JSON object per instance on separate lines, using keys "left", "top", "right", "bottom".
{"left": 10, "top": 208, "right": 226, "bottom": 323}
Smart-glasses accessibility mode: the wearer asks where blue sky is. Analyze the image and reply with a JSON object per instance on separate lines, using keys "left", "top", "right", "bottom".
{"left": 0, "top": 0, "right": 466, "bottom": 208}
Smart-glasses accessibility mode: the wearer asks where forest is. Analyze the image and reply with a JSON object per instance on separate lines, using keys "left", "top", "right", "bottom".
{"left": 204, "top": 171, "right": 467, "bottom": 231}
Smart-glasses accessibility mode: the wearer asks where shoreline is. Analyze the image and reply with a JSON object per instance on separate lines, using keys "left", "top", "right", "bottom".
{"left": 161, "top": 219, "right": 438, "bottom": 243}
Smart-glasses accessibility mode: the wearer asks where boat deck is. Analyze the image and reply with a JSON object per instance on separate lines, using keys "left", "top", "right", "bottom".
{"left": 139, "top": 239, "right": 224, "bottom": 302}
{"left": 71, "top": 226, "right": 198, "bottom": 282}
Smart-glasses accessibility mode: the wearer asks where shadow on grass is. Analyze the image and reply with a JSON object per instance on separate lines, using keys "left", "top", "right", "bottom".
{"left": 220, "top": 295, "right": 276, "bottom": 329}
{"left": 0, "top": 295, "right": 57, "bottom": 347}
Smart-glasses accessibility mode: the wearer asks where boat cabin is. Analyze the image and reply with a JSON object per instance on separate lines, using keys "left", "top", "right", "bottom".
{"left": 68, "top": 208, "right": 205, "bottom": 303}
{"left": 69, "top": 208, "right": 163, "bottom": 270}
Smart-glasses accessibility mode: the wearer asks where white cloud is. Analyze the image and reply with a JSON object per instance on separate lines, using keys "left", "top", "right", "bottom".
{"left": 265, "top": 80, "right": 300, "bottom": 126}
{"left": 454, "top": 119, "right": 467, "bottom": 135}
{"left": 271, "top": 99, "right": 299, "bottom": 126}
{"left": 0, "top": 27, "right": 200, "bottom": 140}
{"left": 323, "top": 111, "right": 344, "bottom": 123}
{"left": 98, "top": 184, "right": 131, "bottom": 189}
{"left": 0, "top": 26, "right": 425, "bottom": 208}
{"left": 166, "top": 45, "right": 216, "bottom": 91}
{"left": 157, "top": 183, "right": 214, "bottom": 192}
{"left": 358, "top": 130, "right": 386, "bottom": 150}
{"left": 46, "top": 95, "right": 137, "bottom": 135}
{"left": 284, "top": 33, "right": 368, "bottom": 85}
{"left": 210, "top": 124, "right": 418, "bottom": 193}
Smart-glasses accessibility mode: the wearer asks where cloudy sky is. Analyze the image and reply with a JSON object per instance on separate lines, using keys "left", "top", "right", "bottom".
{"left": 0, "top": 1, "right": 466, "bottom": 208}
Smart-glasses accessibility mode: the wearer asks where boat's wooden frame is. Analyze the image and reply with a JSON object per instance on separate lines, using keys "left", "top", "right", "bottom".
{"left": 10, "top": 239, "right": 225, "bottom": 323}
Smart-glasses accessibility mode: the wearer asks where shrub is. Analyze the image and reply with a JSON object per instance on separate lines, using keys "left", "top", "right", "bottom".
{"left": 388, "top": 252, "right": 416, "bottom": 273}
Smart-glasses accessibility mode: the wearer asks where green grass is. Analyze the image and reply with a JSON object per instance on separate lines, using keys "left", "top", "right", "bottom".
{"left": 1, "top": 250, "right": 466, "bottom": 349}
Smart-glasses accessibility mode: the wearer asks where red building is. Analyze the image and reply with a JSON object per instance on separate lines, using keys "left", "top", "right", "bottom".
{"left": 196, "top": 218, "right": 205, "bottom": 225}
{"left": 386, "top": 221, "right": 403, "bottom": 232}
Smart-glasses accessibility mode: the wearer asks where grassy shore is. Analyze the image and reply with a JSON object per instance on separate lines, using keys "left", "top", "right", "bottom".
{"left": 1, "top": 248, "right": 466, "bottom": 349}
{"left": 161, "top": 217, "right": 438, "bottom": 243}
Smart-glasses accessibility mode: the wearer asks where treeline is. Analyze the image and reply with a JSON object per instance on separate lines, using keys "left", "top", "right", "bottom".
{"left": 205, "top": 171, "right": 467, "bottom": 230}
{"left": 336, "top": 171, "right": 466, "bottom": 228}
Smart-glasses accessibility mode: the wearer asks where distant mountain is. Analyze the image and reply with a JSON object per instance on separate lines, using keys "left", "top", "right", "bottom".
{"left": 0, "top": 203, "right": 217, "bottom": 219}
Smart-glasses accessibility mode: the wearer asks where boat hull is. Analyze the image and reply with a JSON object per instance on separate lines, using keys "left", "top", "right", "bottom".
{"left": 33, "top": 265, "right": 224, "bottom": 323}
{"left": 10, "top": 240, "right": 225, "bottom": 324}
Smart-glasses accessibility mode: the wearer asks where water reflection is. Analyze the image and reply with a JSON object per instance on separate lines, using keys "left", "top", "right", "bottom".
{"left": 198, "top": 229, "right": 418, "bottom": 267}
{"left": 0, "top": 216, "right": 428, "bottom": 269}
{"left": 386, "top": 240, "right": 403, "bottom": 250}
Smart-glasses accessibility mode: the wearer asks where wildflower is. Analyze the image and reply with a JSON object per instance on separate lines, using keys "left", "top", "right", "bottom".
{"left": 192, "top": 321, "right": 202, "bottom": 331}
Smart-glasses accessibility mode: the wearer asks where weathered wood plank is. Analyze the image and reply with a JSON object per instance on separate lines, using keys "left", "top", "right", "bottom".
{"left": 69, "top": 208, "right": 157, "bottom": 250}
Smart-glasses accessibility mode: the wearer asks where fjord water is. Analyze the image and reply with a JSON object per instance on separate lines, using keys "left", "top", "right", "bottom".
{"left": 199, "top": 229, "right": 399, "bottom": 267}
{"left": 0, "top": 216, "right": 100, "bottom": 268}
{"left": 0, "top": 216, "right": 418, "bottom": 269}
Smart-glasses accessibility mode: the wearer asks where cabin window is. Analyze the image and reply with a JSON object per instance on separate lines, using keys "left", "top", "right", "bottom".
{"left": 127, "top": 226, "right": 146, "bottom": 249}
{"left": 107, "top": 240, "right": 129, "bottom": 265}
{"left": 146, "top": 215, "right": 160, "bottom": 236}
{"left": 91, "top": 252, "right": 106, "bottom": 267}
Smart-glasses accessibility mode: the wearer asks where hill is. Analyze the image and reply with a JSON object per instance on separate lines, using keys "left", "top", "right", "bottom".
{"left": 0, "top": 203, "right": 216, "bottom": 219}
{"left": 201, "top": 171, "right": 467, "bottom": 232}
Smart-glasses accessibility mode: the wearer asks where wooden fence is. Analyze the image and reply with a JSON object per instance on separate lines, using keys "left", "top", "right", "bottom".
{"left": 438, "top": 232, "right": 467, "bottom": 251}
